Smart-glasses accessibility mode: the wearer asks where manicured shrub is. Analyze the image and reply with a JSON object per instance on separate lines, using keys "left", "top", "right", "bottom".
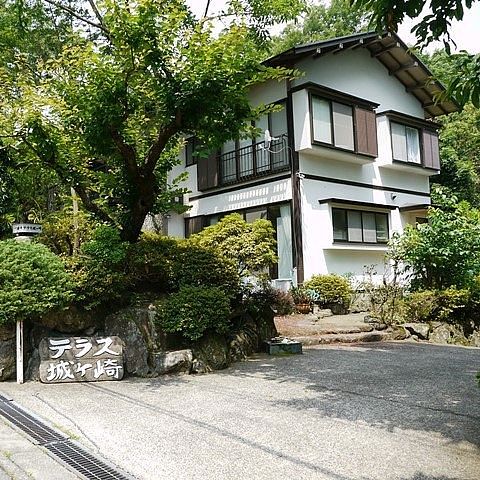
{"left": 128, "top": 232, "right": 178, "bottom": 290}
{"left": 0, "top": 240, "right": 73, "bottom": 324}
{"left": 172, "top": 240, "right": 240, "bottom": 296}
{"left": 157, "top": 286, "right": 231, "bottom": 340}
{"left": 69, "top": 226, "right": 130, "bottom": 309}
{"left": 192, "top": 213, "right": 277, "bottom": 277}
{"left": 304, "top": 274, "right": 352, "bottom": 307}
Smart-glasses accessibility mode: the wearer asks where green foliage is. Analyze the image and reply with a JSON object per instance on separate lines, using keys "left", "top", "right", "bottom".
{"left": 402, "top": 288, "right": 471, "bottom": 324}
{"left": 270, "top": 0, "right": 369, "bottom": 55}
{"left": 290, "top": 285, "right": 315, "bottom": 304}
{"left": 0, "top": 240, "right": 73, "bottom": 324}
{"left": 390, "top": 188, "right": 480, "bottom": 290}
{"left": 157, "top": 286, "right": 231, "bottom": 340}
{"left": 38, "top": 206, "right": 97, "bottom": 256}
{"left": 304, "top": 274, "right": 352, "bottom": 306}
{"left": 0, "top": 0, "right": 302, "bottom": 242}
{"left": 192, "top": 213, "right": 277, "bottom": 277}
{"left": 69, "top": 226, "right": 130, "bottom": 309}
{"left": 172, "top": 241, "right": 240, "bottom": 295}
{"left": 128, "top": 233, "right": 179, "bottom": 290}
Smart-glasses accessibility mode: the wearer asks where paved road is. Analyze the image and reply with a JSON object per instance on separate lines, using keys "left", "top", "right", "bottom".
{"left": 1, "top": 342, "right": 479, "bottom": 480}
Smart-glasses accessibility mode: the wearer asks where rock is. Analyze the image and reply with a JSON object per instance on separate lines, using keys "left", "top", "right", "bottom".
{"left": 25, "top": 349, "right": 40, "bottom": 382}
{"left": 349, "top": 293, "right": 371, "bottom": 313}
{"left": 364, "top": 315, "right": 379, "bottom": 324}
{"left": 324, "top": 302, "right": 348, "bottom": 315}
{"left": 374, "top": 323, "right": 388, "bottom": 331}
{"left": 192, "top": 333, "right": 229, "bottom": 371}
{"left": 389, "top": 325, "right": 410, "bottom": 340}
{"left": 404, "top": 323, "right": 430, "bottom": 340}
{"left": 105, "top": 307, "right": 157, "bottom": 377}
{"left": 468, "top": 329, "right": 480, "bottom": 347}
{"left": 152, "top": 350, "right": 192, "bottom": 375}
{"left": 40, "top": 306, "right": 100, "bottom": 334}
{"left": 191, "top": 359, "right": 208, "bottom": 374}
{"left": 313, "top": 306, "right": 333, "bottom": 318}
{"left": 0, "top": 325, "right": 15, "bottom": 381}
{"left": 429, "top": 324, "right": 451, "bottom": 344}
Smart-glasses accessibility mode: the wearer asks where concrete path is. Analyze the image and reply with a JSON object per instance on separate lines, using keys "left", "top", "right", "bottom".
{"left": 0, "top": 342, "right": 479, "bottom": 480}
{"left": 0, "top": 419, "right": 78, "bottom": 480}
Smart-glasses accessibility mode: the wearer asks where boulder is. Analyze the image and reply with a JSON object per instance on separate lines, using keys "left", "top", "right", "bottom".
{"left": 468, "top": 329, "right": 480, "bottom": 347}
{"left": 39, "top": 306, "right": 101, "bottom": 334}
{"left": 373, "top": 323, "right": 388, "bottom": 331}
{"left": 389, "top": 326, "right": 411, "bottom": 340}
{"left": 404, "top": 323, "right": 430, "bottom": 340}
{"left": 429, "top": 324, "right": 451, "bottom": 344}
{"left": 313, "top": 306, "right": 333, "bottom": 318}
{"left": 324, "top": 302, "right": 348, "bottom": 315}
{"left": 0, "top": 325, "right": 15, "bottom": 381}
{"left": 191, "top": 359, "right": 208, "bottom": 374}
{"left": 192, "top": 333, "right": 229, "bottom": 371}
{"left": 152, "top": 350, "right": 193, "bottom": 375}
{"left": 105, "top": 307, "right": 156, "bottom": 377}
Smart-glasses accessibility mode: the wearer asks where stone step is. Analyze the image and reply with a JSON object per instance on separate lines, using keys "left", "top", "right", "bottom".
{"left": 291, "top": 331, "right": 392, "bottom": 346}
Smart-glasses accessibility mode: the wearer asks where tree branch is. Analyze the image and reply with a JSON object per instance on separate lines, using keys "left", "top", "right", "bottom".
{"left": 109, "top": 128, "right": 140, "bottom": 180}
{"left": 143, "top": 120, "right": 180, "bottom": 176}
{"left": 42, "top": 0, "right": 110, "bottom": 36}
{"left": 203, "top": 0, "right": 212, "bottom": 18}
{"left": 73, "top": 183, "right": 115, "bottom": 225}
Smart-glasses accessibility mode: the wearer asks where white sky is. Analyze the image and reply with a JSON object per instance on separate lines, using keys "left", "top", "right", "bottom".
{"left": 187, "top": 0, "right": 480, "bottom": 54}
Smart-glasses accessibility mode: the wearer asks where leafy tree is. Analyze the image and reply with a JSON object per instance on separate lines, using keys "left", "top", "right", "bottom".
{"left": 390, "top": 187, "right": 480, "bottom": 290}
{"left": 270, "top": 0, "right": 370, "bottom": 55}
{"left": 191, "top": 213, "right": 277, "bottom": 277}
{"left": 0, "top": 0, "right": 304, "bottom": 242}
{"left": 351, "top": 0, "right": 480, "bottom": 107}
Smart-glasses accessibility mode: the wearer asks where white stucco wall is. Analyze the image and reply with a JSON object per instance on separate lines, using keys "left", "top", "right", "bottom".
{"left": 292, "top": 48, "right": 425, "bottom": 117}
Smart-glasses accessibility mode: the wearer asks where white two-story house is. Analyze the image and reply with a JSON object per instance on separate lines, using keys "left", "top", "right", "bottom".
{"left": 165, "top": 31, "right": 457, "bottom": 285}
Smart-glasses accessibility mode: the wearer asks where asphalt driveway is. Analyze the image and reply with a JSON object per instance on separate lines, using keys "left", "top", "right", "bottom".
{"left": 1, "top": 342, "right": 479, "bottom": 480}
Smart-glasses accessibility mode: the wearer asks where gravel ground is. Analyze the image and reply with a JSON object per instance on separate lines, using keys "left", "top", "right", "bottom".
{"left": 0, "top": 342, "right": 479, "bottom": 480}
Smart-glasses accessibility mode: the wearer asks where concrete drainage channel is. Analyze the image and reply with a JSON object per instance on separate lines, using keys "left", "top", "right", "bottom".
{"left": 0, "top": 394, "right": 135, "bottom": 480}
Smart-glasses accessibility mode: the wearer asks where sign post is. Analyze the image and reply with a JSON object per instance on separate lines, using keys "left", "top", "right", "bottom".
{"left": 16, "top": 320, "right": 24, "bottom": 384}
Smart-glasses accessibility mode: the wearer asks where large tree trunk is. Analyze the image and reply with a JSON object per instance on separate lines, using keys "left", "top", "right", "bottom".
{"left": 120, "top": 173, "right": 157, "bottom": 243}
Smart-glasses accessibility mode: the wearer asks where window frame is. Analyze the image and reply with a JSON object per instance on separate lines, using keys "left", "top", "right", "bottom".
{"left": 311, "top": 95, "right": 357, "bottom": 153}
{"left": 390, "top": 120, "right": 422, "bottom": 166}
{"left": 185, "top": 136, "right": 199, "bottom": 167}
{"left": 307, "top": 89, "right": 379, "bottom": 159}
{"left": 332, "top": 207, "right": 390, "bottom": 245}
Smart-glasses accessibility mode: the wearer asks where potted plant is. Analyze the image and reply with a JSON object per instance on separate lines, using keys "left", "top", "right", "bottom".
{"left": 291, "top": 286, "right": 314, "bottom": 314}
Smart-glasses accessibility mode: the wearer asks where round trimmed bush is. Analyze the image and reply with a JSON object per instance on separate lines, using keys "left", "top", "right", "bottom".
{"left": 0, "top": 240, "right": 73, "bottom": 324}
{"left": 157, "top": 286, "right": 231, "bottom": 340}
{"left": 304, "top": 274, "right": 352, "bottom": 307}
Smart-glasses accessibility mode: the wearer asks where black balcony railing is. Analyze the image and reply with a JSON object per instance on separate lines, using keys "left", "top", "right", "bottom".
{"left": 219, "top": 134, "right": 290, "bottom": 185}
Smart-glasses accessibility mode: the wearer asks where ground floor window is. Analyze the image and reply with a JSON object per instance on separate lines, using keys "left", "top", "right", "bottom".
{"left": 332, "top": 208, "right": 389, "bottom": 244}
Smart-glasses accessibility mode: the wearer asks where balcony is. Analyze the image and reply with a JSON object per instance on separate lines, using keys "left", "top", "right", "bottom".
{"left": 219, "top": 135, "right": 291, "bottom": 186}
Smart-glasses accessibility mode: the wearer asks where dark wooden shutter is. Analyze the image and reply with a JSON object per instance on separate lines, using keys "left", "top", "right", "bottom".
{"left": 197, "top": 152, "right": 218, "bottom": 191}
{"left": 422, "top": 130, "right": 440, "bottom": 170}
{"left": 184, "top": 216, "right": 205, "bottom": 237}
{"left": 354, "top": 107, "right": 378, "bottom": 157}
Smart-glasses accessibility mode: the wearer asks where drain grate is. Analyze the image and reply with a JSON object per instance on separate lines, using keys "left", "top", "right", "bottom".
{"left": 0, "top": 400, "right": 66, "bottom": 445}
{"left": 45, "top": 442, "right": 132, "bottom": 480}
{"left": 0, "top": 394, "right": 134, "bottom": 480}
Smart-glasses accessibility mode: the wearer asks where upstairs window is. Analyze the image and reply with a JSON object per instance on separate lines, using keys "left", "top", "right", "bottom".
{"left": 312, "top": 97, "right": 354, "bottom": 150}
{"left": 185, "top": 136, "right": 200, "bottom": 167}
{"left": 391, "top": 122, "right": 421, "bottom": 164}
{"left": 332, "top": 208, "right": 389, "bottom": 244}
{"left": 309, "top": 90, "right": 378, "bottom": 157}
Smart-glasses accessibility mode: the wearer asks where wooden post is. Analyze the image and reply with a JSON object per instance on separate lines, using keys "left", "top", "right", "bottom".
{"left": 16, "top": 320, "right": 24, "bottom": 384}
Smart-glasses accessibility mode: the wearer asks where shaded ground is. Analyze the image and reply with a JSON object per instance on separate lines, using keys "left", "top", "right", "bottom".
{"left": 0, "top": 343, "right": 479, "bottom": 480}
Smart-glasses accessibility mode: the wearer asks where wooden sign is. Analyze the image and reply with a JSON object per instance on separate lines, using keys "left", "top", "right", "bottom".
{"left": 39, "top": 336, "right": 124, "bottom": 383}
